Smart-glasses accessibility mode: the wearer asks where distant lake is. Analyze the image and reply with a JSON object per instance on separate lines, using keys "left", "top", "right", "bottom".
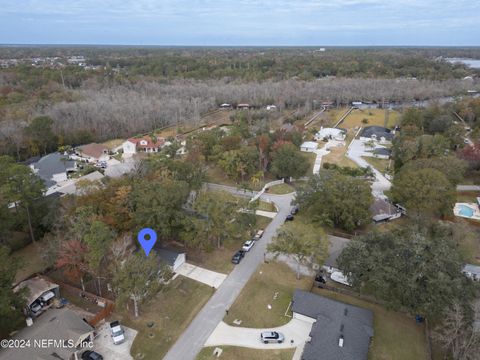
{"left": 446, "top": 58, "right": 480, "bottom": 69}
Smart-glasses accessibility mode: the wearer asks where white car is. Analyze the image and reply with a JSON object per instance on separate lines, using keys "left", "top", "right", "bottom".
{"left": 253, "top": 229, "right": 264, "bottom": 240}
{"left": 242, "top": 240, "right": 255, "bottom": 252}
{"left": 330, "top": 271, "right": 352, "bottom": 286}
{"left": 109, "top": 321, "right": 126, "bottom": 345}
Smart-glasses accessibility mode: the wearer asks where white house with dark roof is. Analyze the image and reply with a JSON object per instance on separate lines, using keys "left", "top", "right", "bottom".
{"left": 314, "top": 127, "right": 346, "bottom": 141}
{"left": 292, "top": 290, "right": 373, "bottom": 360}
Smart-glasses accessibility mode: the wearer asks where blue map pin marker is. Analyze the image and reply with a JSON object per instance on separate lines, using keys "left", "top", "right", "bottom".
{"left": 137, "top": 228, "right": 157, "bottom": 256}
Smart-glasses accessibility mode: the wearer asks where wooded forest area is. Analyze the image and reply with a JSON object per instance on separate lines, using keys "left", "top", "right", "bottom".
{"left": 1, "top": 46, "right": 480, "bottom": 160}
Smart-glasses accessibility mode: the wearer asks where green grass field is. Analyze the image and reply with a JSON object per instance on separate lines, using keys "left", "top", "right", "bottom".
{"left": 197, "top": 346, "right": 295, "bottom": 360}
{"left": 362, "top": 156, "right": 392, "bottom": 175}
{"left": 224, "top": 262, "right": 312, "bottom": 328}
{"left": 322, "top": 145, "right": 359, "bottom": 168}
{"left": 267, "top": 183, "right": 295, "bottom": 195}
{"left": 118, "top": 277, "right": 214, "bottom": 360}
{"left": 340, "top": 108, "right": 400, "bottom": 129}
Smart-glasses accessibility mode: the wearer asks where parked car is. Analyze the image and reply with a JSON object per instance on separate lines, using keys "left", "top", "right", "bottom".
{"left": 231, "top": 250, "right": 246, "bottom": 264}
{"left": 242, "top": 240, "right": 255, "bottom": 252}
{"left": 260, "top": 331, "right": 285, "bottom": 344}
{"left": 330, "top": 271, "right": 352, "bottom": 286}
{"left": 285, "top": 214, "right": 294, "bottom": 221}
{"left": 109, "top": 320, "right": 126, "bottom": 345}
{"left": 30, "top": 300, "right": 42, "bottom": 316}
{"left": 81, "top": 351, "right": 104, "bottom": 360}
{"left": 253, "top": 229, "right": 264, "bottom": 240}
{"left": 39, "top": 290, "right": 55, "bottom": 304}
{"left": 291, "top": 205, "right": 299, "bottom": 215}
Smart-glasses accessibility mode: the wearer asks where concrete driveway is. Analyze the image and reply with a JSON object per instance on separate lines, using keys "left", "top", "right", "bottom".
{"left": 175, "top": 263, "right": 227, "bottom": 289}
{"left": 205, "top": 319, "right": 313, "bottom": 349}
{"left": 163, "top": 185, "right": 295, "bottom": 360}
{"left": 93, "top": 321, "right": 137, "bottom": 360}
{"left": 312, "top": 139, "right": 344, "bottom": 174}
{"left": 347, "top": 139, "right": 391, "bottom": 197}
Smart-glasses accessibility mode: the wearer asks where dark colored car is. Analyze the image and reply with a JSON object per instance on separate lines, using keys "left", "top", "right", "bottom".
{"left": 285, "top": 214, "right": 294, "bottom": 221}
{"left": 231, "top": 250, "right": 246, "bottom": 264}
{"left": 81, "top": 351, "right": 104, "bottom": 360}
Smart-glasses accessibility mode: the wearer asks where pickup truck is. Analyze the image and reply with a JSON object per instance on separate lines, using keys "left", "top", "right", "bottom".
{"left": 109, "top": 321, "right": 126, "bottom": 345}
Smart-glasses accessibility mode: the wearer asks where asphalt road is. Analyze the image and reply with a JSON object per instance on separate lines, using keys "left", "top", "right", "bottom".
{"left": 163, "top": 184, "right": 295, "bottom": 360}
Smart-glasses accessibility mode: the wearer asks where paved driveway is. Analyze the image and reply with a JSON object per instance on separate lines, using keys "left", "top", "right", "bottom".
{"left": 93, "top": 321, "right": 137, "bottom": 360}
{"left": 312, "top": 139, "right": 344, "bottom": 174}
{"left": 176, "top": 263, "right": 227, "bottom": 289}
{"left": 205, "top": 319, "right": 313, "bottom": 349}
{"left": 347, "top": 139, "right": 391, "bottom": 197}
{"left": 163, "top": 185, "right": 295, "bottom": 360}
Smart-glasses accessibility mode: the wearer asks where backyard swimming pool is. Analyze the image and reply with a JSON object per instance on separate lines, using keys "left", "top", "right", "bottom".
{"left": 458, "top": 204, "right": 475, "bottom": 218}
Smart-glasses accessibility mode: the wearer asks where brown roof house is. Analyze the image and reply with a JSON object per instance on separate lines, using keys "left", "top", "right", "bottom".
{"left": 76, "top": 143, "right": 109, "bottom": 163}
{"left": 370, "top": 198, "right": 402, "bottom": 223}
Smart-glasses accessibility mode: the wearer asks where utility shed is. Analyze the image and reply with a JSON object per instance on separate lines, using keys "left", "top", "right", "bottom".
{"left": 157, "top": 248, "right": 186, "bottom": 272}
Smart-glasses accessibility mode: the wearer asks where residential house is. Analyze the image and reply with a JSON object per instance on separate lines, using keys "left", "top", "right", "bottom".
{"left": 122, "top": 135, "right": 165, "bottom": 154}
{"left": 463, "top": 264, "right": 480, "bottom": 281}
{"left": 314, "top": 127, "right": 346, "bottom": 141}
{"left": 292, "top": 290, "right": 373, "bottom": 360}
{"left": 359, "top": 126, "right": 394, "bottom": 144}
{"left": 372, "top": 147, "right": 391, "bottom": 159}
{"left": 30, "top": 152, "right": 77, "bottom": 188}
{"left": 300, "top": 141, "right": 318, "bottom": 152}
{"left": 370, "top": 198, "right": 402, "bottom": 223}
{"left": 157, "top": 248, "right": 186, "bottom": 272}
{"left": 75, "top": 143, "right": 109, "bottom": 163}
{"left": 0, "top": 308, "right": 95, "bottom": 360}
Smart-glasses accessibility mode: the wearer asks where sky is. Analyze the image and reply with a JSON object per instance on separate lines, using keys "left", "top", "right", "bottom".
{"left": 1, "top": 0, "right": 480, "bottom": 46}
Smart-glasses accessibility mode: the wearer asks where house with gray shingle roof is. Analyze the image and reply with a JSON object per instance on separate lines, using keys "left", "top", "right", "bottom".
{"left": 29, "top": 152, "right": 76, "bottom": 188}
{"left": 359, "top": 126, "right": 394, "bottom": 144}
{"left": 292, "top": 290, "right": 373, "bottom": 360}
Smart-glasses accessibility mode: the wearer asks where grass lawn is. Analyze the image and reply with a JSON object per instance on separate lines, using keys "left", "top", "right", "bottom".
{"left": 258, "top": 201, "right": 277, "bottom": 212}
{"left": 362, "top": 156, "right": 392, "bottom": 175}
{"left": 224, "top": 262, "right": 312, "bottom": 328}
{"left": 197, "top": 346, "right": 295, "bottom": 360}
{"left": 340, "top": 109, "right": 400, "bottom": 129}
{"left": 13, "top": 240, "right": 48, "bottom": 283}
{"left": 312, "top": 288, "right": 427, "bottom": 360}
{"left": 323, "top": 145, "right": 359, "bottom": 168}
{"left": 187, "top": 216, "right": 272, "bottom": 274}
{"left": 455, "top": 220, "right": 480, "bottom": 265}
{"left": 267, "top": 183, "right": 295, "bottom": 195}
{"left": 301, "top": 151, "right": 317, "bottom": 174}
{"left": 456, "top": 192, "right": 480, "bottom": 203}
{"left": 101, "top": 138, "right": 125, "bottom": 149}
{"left": 117, "top": 276, "right": 215, "bottom": 360}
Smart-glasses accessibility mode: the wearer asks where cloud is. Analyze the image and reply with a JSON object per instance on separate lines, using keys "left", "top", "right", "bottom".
{"left": 0, "top": 0, "right": 479, "bottom": 45}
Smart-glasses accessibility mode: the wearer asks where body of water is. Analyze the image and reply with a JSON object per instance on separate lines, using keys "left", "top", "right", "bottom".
{"left": 446, "top": 58, "right": 480, "bottom": 69}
